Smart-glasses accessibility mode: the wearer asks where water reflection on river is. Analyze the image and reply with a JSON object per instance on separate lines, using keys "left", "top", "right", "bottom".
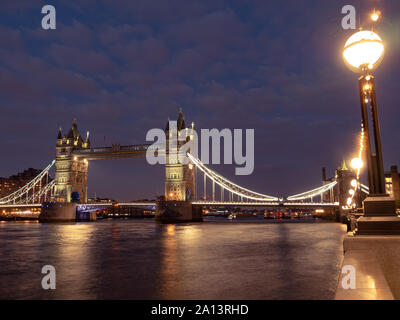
{"left": 0, "top": 219, "right": 346, "bottom": 299}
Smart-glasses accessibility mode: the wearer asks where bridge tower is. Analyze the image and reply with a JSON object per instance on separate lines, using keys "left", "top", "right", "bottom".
{"left": 156, "top": 109, "right": 201, "bottom": 223}
{"left": 335, "top": 160, "right": 356, "bottom": 212}
{"left": 54, "top": 119, "right": 90, "bottom": 203}
{"left": 164, "top": 109, "right": 196, "bottom": 201}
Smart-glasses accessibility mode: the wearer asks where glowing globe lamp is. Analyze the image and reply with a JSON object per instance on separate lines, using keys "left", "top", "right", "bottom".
{"left": 351, "top": 157, "right": 364, "bottom": 170}
{"left": 343, "top": 30, "right": 384, "bottom": 73}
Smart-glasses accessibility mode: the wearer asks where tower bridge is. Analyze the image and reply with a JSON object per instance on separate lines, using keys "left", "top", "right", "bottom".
{"left": 0, "top": 109, "right": 369, "bottom": 222}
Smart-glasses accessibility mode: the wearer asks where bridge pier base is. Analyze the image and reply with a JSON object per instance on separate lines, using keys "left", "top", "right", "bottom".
{"left": 155, "top": 199, "right": 202, "bottom": 223}
{"left": 39, "top": 202, "right": 96, "bottom": 222}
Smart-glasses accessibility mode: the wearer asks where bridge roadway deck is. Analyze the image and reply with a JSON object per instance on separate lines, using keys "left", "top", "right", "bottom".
{"left": 192, "top": 201, "right": 339, "bottom": 208}
{"left": 0, "top": 201, "right": 339, "bottom": 209}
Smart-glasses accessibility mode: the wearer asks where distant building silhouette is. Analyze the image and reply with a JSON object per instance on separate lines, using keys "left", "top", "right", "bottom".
{"left": 0, "top": 168, "right": 44, "bottom": 198}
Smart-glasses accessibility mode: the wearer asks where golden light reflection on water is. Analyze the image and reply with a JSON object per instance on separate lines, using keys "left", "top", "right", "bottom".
{"left": 166, "top": 224, "right": 175, "bottom": 236}
{"left": 160, "top": 224, "right": 180, "bottom": 299}
{"left": 180, "top": 226, "right": 201, "bottom": 241}
{"left": 51, "top": 223, "right": 96, "bottom": 299}
{"left": 159, "top": 224, "right": 205, "bottom": 299}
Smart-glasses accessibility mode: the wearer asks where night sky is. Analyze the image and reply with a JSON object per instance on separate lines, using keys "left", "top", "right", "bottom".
{"left": 1, "top": 0, "right": 399, "bottom": 201}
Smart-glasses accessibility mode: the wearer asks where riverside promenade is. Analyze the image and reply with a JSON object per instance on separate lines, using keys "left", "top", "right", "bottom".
{"left": 336, "top": 235, "right": 400, "bottom": 299}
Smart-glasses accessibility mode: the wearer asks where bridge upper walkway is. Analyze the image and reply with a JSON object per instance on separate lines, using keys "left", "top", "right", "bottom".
{"left": 72, "top": 144, "right": 151, "bottom": 160}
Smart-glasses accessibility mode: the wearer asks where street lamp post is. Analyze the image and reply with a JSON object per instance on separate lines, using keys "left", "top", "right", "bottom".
{"left": 358, "top": 74, "right": 386, "bottom": 195}
{"left": 343, "top": 28, "right": 400, "bottom": 233}
{"left": 343, "top": 30, "right": 385, "bottom": 196}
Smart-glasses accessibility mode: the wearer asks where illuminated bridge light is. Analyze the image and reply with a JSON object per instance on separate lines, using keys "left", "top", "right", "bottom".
{"left": 187, "top": 153, "right": 279, "bottom": 202}
{"left": 286, "top": 181, "right": 337, "bottom": 201}
{"left": 0, "top": 160, "right": 56, "bottom": 205}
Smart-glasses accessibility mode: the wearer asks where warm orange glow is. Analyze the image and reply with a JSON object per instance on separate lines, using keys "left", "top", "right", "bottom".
{"left": 166, "top": 224, "right": 175, "bottom": 235}
{"left": 351, "top": 157, "right": 364, "bottom": 170}
{"left": 343, "top": 30, "right": 384, "bottom": 73}
{"left": 371, "top": 11, "right": 381, "bottom": 22}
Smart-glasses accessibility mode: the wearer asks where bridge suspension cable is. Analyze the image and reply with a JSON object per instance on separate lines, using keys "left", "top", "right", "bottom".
{"left": 0, "top": 160, "right": 56, "bottom": 204}
{"left": 187, "top": 153, "right": 279, "bottom": 201}
{"left": 23, "top": 180, "right": 56, "bottom": 204}
{"left": 286, "top": 181, "right": 337, "bottom": 201}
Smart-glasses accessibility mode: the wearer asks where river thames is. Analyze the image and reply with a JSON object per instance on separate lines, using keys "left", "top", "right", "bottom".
{"left": 0, "top": 219, "right": 346, "bottom": 300}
